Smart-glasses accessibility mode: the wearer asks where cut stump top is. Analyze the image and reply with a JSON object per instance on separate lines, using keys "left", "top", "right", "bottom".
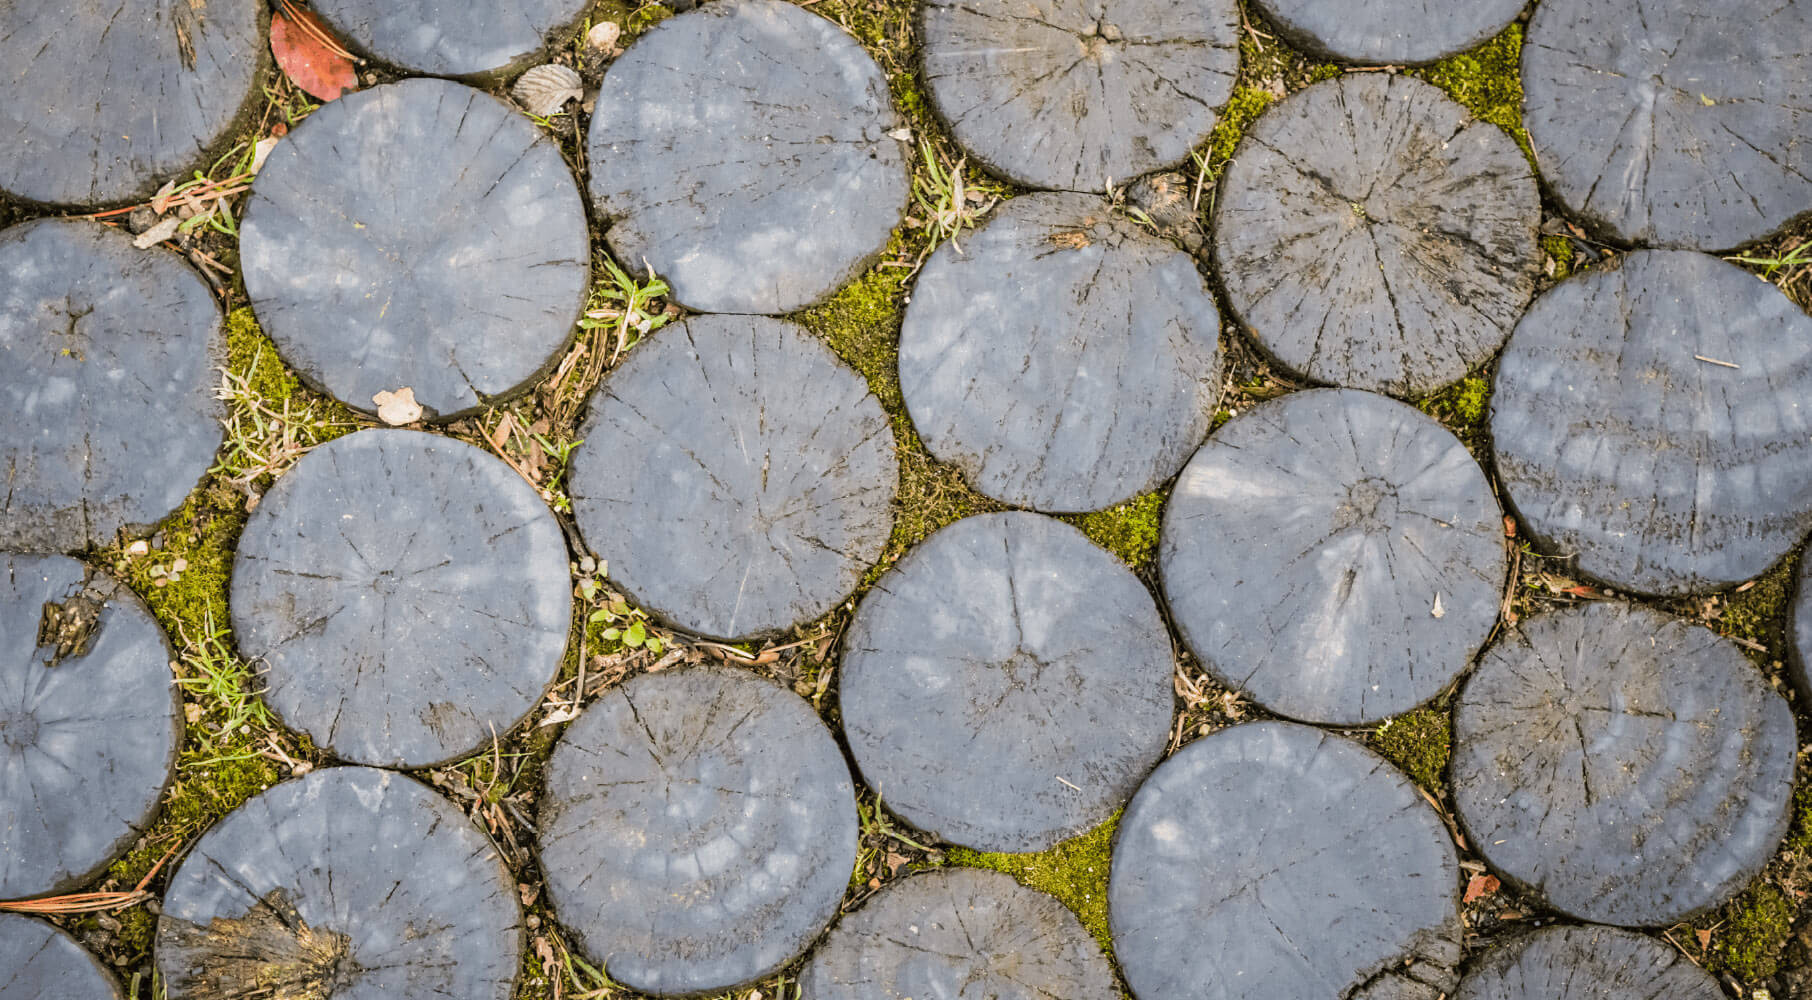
{"left": 313, "top": 0, "right": 592, "bottom": 79}
{"left": 1454, "top": 925, "right": 1724, "bottom": 1000}
{"left": 0, "top": 914, "right": 122, "bottom": 1000}
{"left": 1249, "top": 0, "right": 1525, "bottom": 64}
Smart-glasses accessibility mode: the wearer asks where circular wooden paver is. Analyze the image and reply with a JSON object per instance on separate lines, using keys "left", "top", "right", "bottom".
{"left": 1, "top": 557, "right": 183, "bottom": 901}
{"left": 588, "top": 0, "right": 908, "bottom": 314}
{"left": 569, "top": 315, "right": 896, "bottom": 640}
{"left": 312, "top": 0, "right": 590, "bottom": 79}
{"left": 1490, "top": 250, "right": 1812, "bottom": 597}
{"left": 230, "top": 429, "right": 571, "bottom": 768}
{"left": 900, "top": 192, "right": 1222, "bottom": 513}
{"left": 1249, "top": 0, "right": 1525, "bottom": 64}
{"left": 920, "top": 0, "right": 1238, "bottom": 192}
{"left": 538, "top": 665, "right": 857, "bottom": 996}
{"left": 241, "top": 77, "right": 590, "bottom": 421}
{"left": 1454, "top": 925, "right": 1723, "bottom": 1000}
{"left": 1452, "top": 603, "right": 1795, "bottom": 927}
{"left": 1160, "top": 389, "right": 1504, "bottom": 726}
{"left": 1523, "top": 0, "right": 1812, "bottom": 251}
{"left": 841, "top": 512, "right": 1173, "bottom": 852}
{"left": 0, "top": 218, "right": 224, "bottom": 553}
{"left": 1110, "top": 722, "right": 1462, "bottom": 1000}
{"left": 157, "top": 767, "right": 521, "bottom": 999}
{"left": 0, "top": 1, "right": 265, "bottom": 207}
{"left": 1213, "top": 73, "right": 1540, "bottom": 397}
{"left": 801, "top": 869, "right": 1118, "bottom": 1000}
{"left": 0, "top": 915, "right": 121, "bottom": 1000}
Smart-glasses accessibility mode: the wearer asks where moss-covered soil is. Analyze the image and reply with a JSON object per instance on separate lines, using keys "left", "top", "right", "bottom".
{"left": 8, "top": 1, "right": 1812, "bottom": 998}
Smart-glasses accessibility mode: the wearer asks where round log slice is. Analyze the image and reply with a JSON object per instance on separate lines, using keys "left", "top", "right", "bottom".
{"left": 1522, "top": 0, "right": 1812, "bottom": 250}
{"left": 156, "top": 766, "right": 521, "bottom": 1000}
{"left": 312, "top": 0, "right": 591, "bottom": 79}
{"left": 1490, "top": 250, "right": 1812, "bottom": 596}
{"left": 230, "top": 429, "right": 571, "bottom": 768}
{"left": 0, "top": 914, "right": 122, "bottom": 1000}
{"left": 1249, "top": 0, "right": 1525, "bottom": 64}
{"left": 841, "top": 511, "right": 1172, "bottom": 852}
{"left": 588, "top": 0, "right": 908, "bottom": 314}
{"left": 569, "top": 315, "right": 896, "bottom": 640}
{"left": 1213, "top": 73, "right": 1540, "bottom": 396}
{"left": 1454, "top": 925, "right": 1723, "bottom": 1000}
{"left": 0, "top": 555, "right": 180, "bottom": 900}
{"left": 1793, "top": 546, "right": 1812, "bottom": 700}
{"left": 900, "top": 192, "right": 1223, "bottom": 512}
{"left": 801, "top": 869, "right": 1118, "bottom": 1000}
{"left": 0, "top": 0, "right": 265, "bottom": 207}
{"left": 1110, "top": 721, "right": 1462, "bottom": 1000}
{"left": 538, "top": 665, "right": 858, "bottom": 996}
{"left": 0, "top": 218, "right": 224, "bottom": 553}
{"left": 1160, "top": 389, "right": 1505, "bottom": 726}
{"left": 919, "top": 0, "right": 1239, "bottom": 192}
{"left": 1452, "top": 602, "right": 1796, "bottom": 926}
{"left": 241, "top": 77, "right": 590, "bottom": 420}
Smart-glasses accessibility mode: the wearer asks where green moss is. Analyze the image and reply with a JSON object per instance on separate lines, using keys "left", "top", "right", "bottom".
{"left": 1416, "top": 375, "right": 1492, "bottom": 432}
{"left": 1789, "top": 778, "right": 1812, "bottom": 855}
{"left": 1306, "top": 63, "right": 1342, "bottom": 83}
{"left": 1540, "top": 235, "right": 1576, "bottom": 280}
{"left": 1712, "top": 882, "right": 1795, "bottom": 980}
{"left": 1717, "top": 557, "right": 1795, "bottom": 659}
{"left": 1372, "top": 708, "right": 1451, "bottom": 794}
{"left": 1065, "top": 493, "right": 1166, "bottom": 570}
{"left": 1206, "top": 87, "right": 1276, "bottom": 171}
{"left": 948, "top": 816, "right": 1118, "bottom": 953}
{"left": 111, "top": 490, "right": 245, "bottom": 638}
{"left": 1417, "top": 23, "right": 1533, "bottom": 164}
{"left": 224, "top": 307, "right": 301, "bottom": 404}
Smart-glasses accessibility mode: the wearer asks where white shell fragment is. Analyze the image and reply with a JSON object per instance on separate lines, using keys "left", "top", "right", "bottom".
{"left": 513, "top": 64, "right": 583, "bottom": 117}
{"left": 585, "top": 21, "right": 622, "bottom": 51}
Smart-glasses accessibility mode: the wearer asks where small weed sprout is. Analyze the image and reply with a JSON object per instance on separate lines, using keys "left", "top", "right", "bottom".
{"left": 211, "top": 353, "right": 353, "bottom": 497}
{"left": 582, "top": 257, "right": 674, "bottom": 362}
{"left": 583, "top": 583, "right": 664, "bottom": 655}
{"left": 172, "top": 612, "right": 273, "bottom": 762}
{"left": 907, "top": 139, "right": 1002, "bottom": 273}
{"left": 1728, "top": 238, "right": 1812, "bottom": 279}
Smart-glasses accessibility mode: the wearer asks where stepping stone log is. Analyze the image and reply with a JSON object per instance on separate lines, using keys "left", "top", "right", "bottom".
{"left": 0, "top": 554, "right": 182, "bottom": 900}
{"left": 920, "top": 0, "right": 1239, "bottom": 192}
{"left": 801, "top": 869, "right": 1118, "bottom": 1000}
{"left": 588, "top": 0, "right": 908, "bottom": 314}
{"left": 570, "top": 315, "right": 896, "bottom": 640}
{"left": 1249, "top": 0, "right": 1525, "bottom": 64}
{"left": 157, "top": 766, "right": 522, "bottom": 1000}
{"left": 1452, "top": 603, "right": 1795, "bottom": 927}
{"left": 231, "top": 429, "right": 571, "bottom": 768}
{"left": 1161, "top": 389, "right": 1505, "bottom": 726}
{"left": 0, "top": 218, "right": 224, "bottom": 553}
{"left": 0, "top": 915, "right": 122, "bottom": 1000}
{"left": 312, "top": 0, "right": 592, "bottom": 79}
{"left": 1110, "top": 721, "right": 1462, "bottom": 1000}
{"left": 841, "top": 511, "right": 1173, "bottom": 852}
{"left": 241, "top": 78, "right": 590, "bottom": 420}
{"left": 1454, "top": 925, "right": 1724, "bottom": 1000}
{"left": 1523, "top": 0, "right": 1812, "bottom": 251}
{"left": 0, "top": 0, "right": 265, "bottom": 207}
{"left": 1213, "top": 73, "right": 1540, "bottom": 396}
{"left": 900, "top": 192, "right": 1223, "bottom": 512}
{"left": 538, "top": 665, "right": 857, "bottom": 996}
{"left": 1490, "top": 250, "right": 1812, "bottom": 596}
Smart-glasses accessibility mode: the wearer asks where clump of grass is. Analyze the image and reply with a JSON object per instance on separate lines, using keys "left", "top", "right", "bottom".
{"left": 213, "top": 309, "right": 355, "bottom": 495}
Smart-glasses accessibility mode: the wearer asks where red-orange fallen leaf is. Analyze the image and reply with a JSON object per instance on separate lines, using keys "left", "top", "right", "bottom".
{"left": 1502, "top": 515, "right": 1516, "bottom": 538}
{"left": 271, "top": 6, "right": 357, "bottom": 102}
{"left": 1695, "top": 927, "right": 1713, "bottom": 949}
{"left": 1463, "top": 873, "right": 1501, "bottom": 904}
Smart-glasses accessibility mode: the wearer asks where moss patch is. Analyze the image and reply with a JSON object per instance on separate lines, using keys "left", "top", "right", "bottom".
{"left": 1372, "top": 707, "right": 1451, "bottom": 794}
{"left": 1540, "top": 235, "right": 1576, "bottom": 280}
{"left": 1065, "top": 493, "right": 1166, "bottom": 571}
{"left": 1416, "top": 23, "right": 1532, "bottom": 164}
{"left": 1205, "top": 87, "right": 1276, "bottom": 173}
{"left": 1416, "top": 374, "right": 1492, "bottom": 433}
{"left": 223, "top": 308, "right": 302, "bottom": 405}
{"left": 947, "top": 816, "right": 1118, "bottom": 954}
{"left": 1716, "top": 556, "right": 1796, "bottom": 662}
{"left": 1711, "top": 882, "right": 1795, "bottom": 980}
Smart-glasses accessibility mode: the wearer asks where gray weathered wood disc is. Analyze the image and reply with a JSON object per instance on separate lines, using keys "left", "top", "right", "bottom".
{"left": 841, "top": 512, "right": 1173, "bottom": 853}
{"left": 0, "top": 555, "right": 181, "bottom": 899}
{"left": 241, "top": 78, "right": 589, "bottom": 421}
{"left": 1522, "top": 0, "right": 1812, "bottom": 251}
{"left": 0, "top": 0, "right": 265, "bottom": 207}
{"left": 538, "top": 665, "right": 858, "bottom": 996}
{"left": 1110, "top": 722, "right": 1462, "bottom": 1000}
{"left": 569, "top": 315, "right": 896, "bottom": 640}
{"left": 1249, "top": 0, "right": 1525, "bottom": 64}
{"left": 801, "top": 869, "right": 1118, "bottom": 1000}
{"left": 1452, "top": 603, "right": 1795, "bottom": 927}
{"left": 0, "top": 914, "right": 122, "bottom": 1000}
{"left": 1160, "top": 389, "right": 1505, "bottom": 726}
{"left": 1792, "top": 545, "right": 1812, "bottom": 700}
{"left": 1490, "top": 250, "right": 1812, "bottom": 596}
{"left": 0, "top": 218, "right": 224, "bottom": 553}
{"left": 1454, "top": 926, "right": 1723, "bottom": 1000}
{"left": 900, "top": 192, "right": 1223, "bottom": 513}
{"left": 920, "top": 0, "right": 1239, "bottom": 192}
{"left": 312, "top": 0, "right": 591, "bottom": 79}
{"left": 1213, "top": 73, "right": 1540, "bottom": 396}
{"left": 588, "top": 0, "right": 908, "bottom": 314}
{"left": 230, "top": 429, "right": 571, "bottom": 768}
{"left": 157, "top": 767, "right": 521, "bottom": 1000}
